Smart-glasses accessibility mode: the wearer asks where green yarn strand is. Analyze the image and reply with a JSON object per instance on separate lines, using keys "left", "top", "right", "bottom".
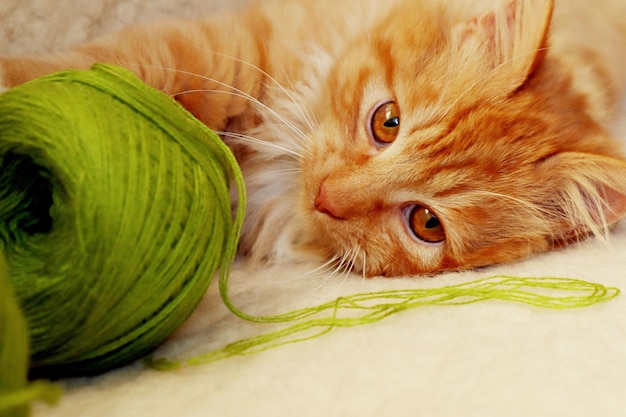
{"left": 150, "top": 275, "right": 617, "bottom": 368}
{"left": 219, "top": 275, "right": 618, "bottom": 325}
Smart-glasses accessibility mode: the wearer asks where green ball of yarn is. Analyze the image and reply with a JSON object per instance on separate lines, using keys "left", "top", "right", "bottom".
{"left": 0, "top": 64, "right": 244, "bottom": 383}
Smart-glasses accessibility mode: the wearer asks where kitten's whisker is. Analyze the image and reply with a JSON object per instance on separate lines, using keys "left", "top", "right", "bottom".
{"left": 270, "top": 48, "right": 326, "bottom": 140}
{"left": 351, "top": 245, "right": 361, "bottom": 272}
{"left": 190, "top": 47, "right": 319, "bottom": 134}
{"left": 296, "top": 255, "right": 346, "bottom": 299}
{"left": 217, "top": 122, "right": 309, "bottom": 156}
{"left": 260, "top": 57, "right": 320, "bottom": 138}
{"left": 274, "top": 256, "right": 340, "bottom": 284}
{"left": 254, "top": 167, "right": 302, "bottom": 176}
{"left": 300, "top": 246, "right": 361, "bottom": 296}
{"left": 332, "top": 249, "right": 353, "bottom": 279}
{"left": 361, "top": 249, "right": 367, "bottom": 279}
{"left": 338, "top": 248, "right": 355, "bottom": 282}
{"left": 170, "top": 85, "right": 310, "bottom": 145}
{"left": 135, "top": 64, "right": 311, "bottom": 144}
{"left": 328, "top": 255, "right": 348, "bottom": 280}
{"left": 218, "top": 131, "right": 304, "bottom": 159}
{"left": 332, "top": 246, "right": 359, "bottom": 289}
{"left": 474, "top": 190, "right": 548, "bottom": 216}
{"left": 338, "top": 246, "right": 360, "bottom": 287}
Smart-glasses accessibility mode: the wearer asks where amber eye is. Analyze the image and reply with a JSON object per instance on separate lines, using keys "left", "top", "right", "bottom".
{"left": 406, "top": 205, "right": 445, "bottom": 243}
{"left": 370, "top": 101, "right": 400, "bottom": 145}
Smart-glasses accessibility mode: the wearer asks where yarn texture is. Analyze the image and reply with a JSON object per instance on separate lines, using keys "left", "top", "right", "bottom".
{"left": 0, "top": 63, "right": 245, "bottom": 411}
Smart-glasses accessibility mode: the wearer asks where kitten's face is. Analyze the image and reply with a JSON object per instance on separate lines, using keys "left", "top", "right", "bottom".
{"left": 299, "top": 0, "right": 626, "bottom": 276}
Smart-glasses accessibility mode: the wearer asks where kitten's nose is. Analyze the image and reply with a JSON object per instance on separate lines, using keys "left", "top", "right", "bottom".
{"left": 314, "top": 182, "right": 346, "bottom": 220}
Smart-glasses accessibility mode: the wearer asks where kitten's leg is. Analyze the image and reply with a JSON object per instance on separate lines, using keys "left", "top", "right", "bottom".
{"left": 0, "top": 11, "right": 269, "bottom": 132}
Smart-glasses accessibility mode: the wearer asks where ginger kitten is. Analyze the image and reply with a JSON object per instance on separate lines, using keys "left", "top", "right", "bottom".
{"left": 2, "top": 0, "right": 626, "bottom": 276}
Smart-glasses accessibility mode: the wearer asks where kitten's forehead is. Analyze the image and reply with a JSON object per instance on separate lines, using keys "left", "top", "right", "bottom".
{"left": 359, "top": 11, "right": 487, "bottom": 128}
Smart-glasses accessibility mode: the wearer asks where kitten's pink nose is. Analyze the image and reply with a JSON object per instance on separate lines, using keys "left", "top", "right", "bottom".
{"left": 314, "top": 182, "right": 346, "bottom": 220}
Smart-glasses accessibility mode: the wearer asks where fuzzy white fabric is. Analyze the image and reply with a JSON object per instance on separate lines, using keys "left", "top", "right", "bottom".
{"left": 2, "top": 1, "right": 626, "bottom": 416}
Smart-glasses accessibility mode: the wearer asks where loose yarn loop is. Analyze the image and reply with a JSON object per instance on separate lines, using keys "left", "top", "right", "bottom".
{"left": 149, "top": 275, "right": 620, "bottom": 369}
{"left": 0, "top": 64, "right": 245, "bottom": 413}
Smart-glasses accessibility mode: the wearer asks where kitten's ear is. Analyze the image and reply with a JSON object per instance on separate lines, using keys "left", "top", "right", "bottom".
{"left": 538, "top": 152, "right": 626, "bottom": 242}
{"left": 453, "top": 0, "right": 554, "bottom": 94}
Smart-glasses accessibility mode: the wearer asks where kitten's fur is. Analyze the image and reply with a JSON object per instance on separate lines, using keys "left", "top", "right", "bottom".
{"left": 2, "top": 0, "right": 626, "bottom": 276}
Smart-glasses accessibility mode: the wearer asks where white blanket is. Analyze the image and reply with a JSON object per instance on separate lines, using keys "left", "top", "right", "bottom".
{"left": 2, "top": 1, "right": 626, "bottom": 416}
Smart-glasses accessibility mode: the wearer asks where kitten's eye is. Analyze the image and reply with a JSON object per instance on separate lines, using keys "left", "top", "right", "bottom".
{"left": 370, "top": 101, "right": 400, "bottom": 145}
{"left": 406, "top": 205, "right": 445, "bottom": 243}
